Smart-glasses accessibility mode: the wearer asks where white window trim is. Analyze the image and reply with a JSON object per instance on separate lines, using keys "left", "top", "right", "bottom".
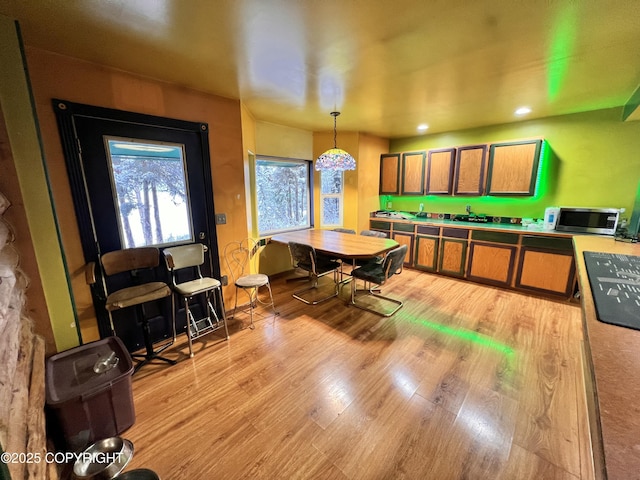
{"left": 320, "top": 170, "right": 344, "bottom": 228}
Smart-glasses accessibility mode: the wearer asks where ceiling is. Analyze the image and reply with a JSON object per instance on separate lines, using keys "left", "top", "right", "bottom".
{"left": 2, "top": 0, "right": 640, "bottom": 138}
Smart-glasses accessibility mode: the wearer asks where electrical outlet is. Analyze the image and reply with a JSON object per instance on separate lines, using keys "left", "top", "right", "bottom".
{"left": 465, "top": 204, "right": 471, "bottom": 214}
{"left": 215, "top": 213, "right": 227, "bottom": 225}
{"left": 220, "top": 275, "right": 228, "bottom": 286}
{"left": 419, "top": 203, "right": 424, "bottom": 212}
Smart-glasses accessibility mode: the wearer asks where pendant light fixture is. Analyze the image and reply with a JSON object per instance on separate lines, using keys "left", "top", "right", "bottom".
{"left": 315, "top": 111, "right": 356, "bottom": 171}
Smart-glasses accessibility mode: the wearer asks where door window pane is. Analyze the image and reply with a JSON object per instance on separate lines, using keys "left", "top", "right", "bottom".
{"left": 106, "top": 137, "right": 193, "bottom": 248}
{"left": 255, "top": 158, "right": 311, "bottom": 235}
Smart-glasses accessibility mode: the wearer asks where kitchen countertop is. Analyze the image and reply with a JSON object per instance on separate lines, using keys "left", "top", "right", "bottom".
{"left": 573, "top": 236, "right": 640, "bottom": 480}
{"left": 370, "top": 212, "right": 576, "bottom": 237}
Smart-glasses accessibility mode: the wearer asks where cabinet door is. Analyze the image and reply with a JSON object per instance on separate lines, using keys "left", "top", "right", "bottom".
{"left": 486, "top": 139, "right": 542, "bottom": 195}
{"left": 516, "top": 247, "right": 576, "bottom": 297}
{"left": 426, "top": 148, "right": 455, "bottom": 194}
{"left": 415, "top": 235, "right": 439, "bottom": 271}
{"left": 467, "top": 242, "right": 517, "bottom": 286}
{"left": 392, "top": 231, "right": 414, "bottom": 266}
{"left": 379, "top": 153, "right": 401, "bottom": 194}
{"left": 401, "top": 151, "right": 426, "bottom": 195}
{"left": 438, "top": 237, "right": 467, "bottom": 276}
{"left": 453, "top": 144, "right": 488, "bottom": 195}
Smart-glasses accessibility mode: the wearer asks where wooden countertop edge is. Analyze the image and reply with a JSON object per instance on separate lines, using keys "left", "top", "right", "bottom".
{"left": 573, "top": 236, "right": 640, "bottom": 480}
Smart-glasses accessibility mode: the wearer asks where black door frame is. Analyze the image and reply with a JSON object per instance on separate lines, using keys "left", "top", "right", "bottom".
{"left": 53, "top": 99, "right": 220, "bottom": 339}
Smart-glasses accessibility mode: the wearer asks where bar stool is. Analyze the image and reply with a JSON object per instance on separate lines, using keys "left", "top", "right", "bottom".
{"left": 86, "top": 247, "right": 176, "bottom": 373}
{"left": 163, "top": 243, "right": 229, "bottom": 358}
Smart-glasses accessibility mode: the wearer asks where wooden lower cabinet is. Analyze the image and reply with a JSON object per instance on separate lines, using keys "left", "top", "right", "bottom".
{"left": 369, "top": 218, "right": 577, "bottom": 300}
{"left": 414, "top": 235, "right": 439, "bottom": 271}
{"left": 467, "top": 241, "right": 517, "bottom": 286}
{"left": 516, "top": 247, "right": 576, "bottom": 297}
{"left": 392, "top": 232, "right": 414, "bottom": 266}
{"left": 438, "top": 238, "right": 467, "bottom": 276}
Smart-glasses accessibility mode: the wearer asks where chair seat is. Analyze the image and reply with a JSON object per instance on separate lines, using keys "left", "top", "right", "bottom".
{"left": 236, "top": 273, "right": 269, "bottom": 289}
{"left": 351, "top": 262, "right": 386, "bottom": 284}
{"left": 297, "top": 257, "right": 339, "bottom": 276}
{"left": 105, "top": 282, "right": 171, "bottom": 311}
{"left": 174, "top": 277, "right": 221, "bottom": 296}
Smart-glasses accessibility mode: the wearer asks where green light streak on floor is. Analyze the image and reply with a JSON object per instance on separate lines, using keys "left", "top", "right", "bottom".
{"left": 405, "top": 316, "right": 515, "bottom": 357}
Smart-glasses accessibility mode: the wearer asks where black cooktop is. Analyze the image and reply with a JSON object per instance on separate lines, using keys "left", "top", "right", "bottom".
{"left": 583, "top": 251, "right": 640, "bottom": 330}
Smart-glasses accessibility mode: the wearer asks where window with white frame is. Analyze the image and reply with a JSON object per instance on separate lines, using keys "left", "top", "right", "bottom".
{"left": 320, "top": 170, "right": 343, "bottom": 227}
{"left": 255, "top": 156, "right": 311, "bottom": 235}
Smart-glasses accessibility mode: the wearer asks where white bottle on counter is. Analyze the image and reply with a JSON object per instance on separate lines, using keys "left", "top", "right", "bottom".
{"left": 543, "top": 207, "right": 560, "bottom": 230}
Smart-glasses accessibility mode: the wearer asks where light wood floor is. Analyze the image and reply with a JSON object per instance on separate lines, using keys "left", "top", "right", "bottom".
{"left": 123, "top": 269, "right": 593, "bottom": 480}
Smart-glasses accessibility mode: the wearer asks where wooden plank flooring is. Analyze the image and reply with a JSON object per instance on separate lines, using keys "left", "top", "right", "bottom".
{"left": 123, "top": 269, "right": 593, "bottom": 479}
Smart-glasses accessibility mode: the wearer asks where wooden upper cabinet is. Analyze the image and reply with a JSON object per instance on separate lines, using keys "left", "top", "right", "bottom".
{"left": 379, "top": 153, "right": 401, "bottom": 194}
{"left": 401, "top": 151, "right": 426, "bottom": 195}
{"left": 426, "top": 148, "right": 455, "bottom": 194}
{"left": 453, "top": 144, "right": 488, "bottom": 196}
{"left": 486, "top": 139, "right": 543, "bottom": 195}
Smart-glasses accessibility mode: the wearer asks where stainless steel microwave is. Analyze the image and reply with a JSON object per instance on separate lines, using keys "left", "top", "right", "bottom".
{"left": 555, "top": 207, "right": 619, "bottom": 235}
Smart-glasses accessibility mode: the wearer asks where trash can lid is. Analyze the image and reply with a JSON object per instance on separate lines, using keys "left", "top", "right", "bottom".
{"left": 46, "top": 336, "right": 133, "bottom": 405}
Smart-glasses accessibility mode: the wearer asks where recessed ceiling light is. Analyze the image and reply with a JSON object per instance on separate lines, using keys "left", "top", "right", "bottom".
{"left": 417, "top": 124, "right": 429, "bottom": 131}
{"left": 515, "top": 107, "right": 532, "bottom": 116}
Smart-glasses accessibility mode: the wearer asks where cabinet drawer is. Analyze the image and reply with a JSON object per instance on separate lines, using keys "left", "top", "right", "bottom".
{"left": 369, "top": 220, "right": 391, "bottom": 231}
{"left": 521, "top": 235, "right": 573, "bottom": 251}
{"left": 416, "top": 225, "right": 439, "bottom": 236}
{"left": 442, "top": 227, "right": 469, "bottom": 239}
{"left": 471, "top": 230, "right": 519, "bottom": 244}
{"left": 393, "top": 222, "right": 415, "bottom": 233}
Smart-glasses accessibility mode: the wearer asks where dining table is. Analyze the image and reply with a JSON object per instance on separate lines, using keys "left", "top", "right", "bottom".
{"left": 270, "top": 229, "right": 399, "bottom": 262}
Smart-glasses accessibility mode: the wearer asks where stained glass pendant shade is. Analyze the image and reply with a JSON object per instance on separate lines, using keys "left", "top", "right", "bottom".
{"left": 315, "top": 111, "right": 356, "bottom": 171}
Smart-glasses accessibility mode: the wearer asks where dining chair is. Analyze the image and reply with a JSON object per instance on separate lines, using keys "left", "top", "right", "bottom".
{"left": 86, "top": 247, "right": 176, "bottom": 373}
{"left": 287, "top": 241, "right": 341, "bottom": 304}
{"left": 163, "top": 243, "right": 229, "bottom": 358}
{"left": 350, "top": 244, "right": 408, "bottom": 316}
{"left": 330, "top": 227, "right": 356, "bottom": 279}
{"left": 224, "top": 238, "right": 278, "bottom": 329}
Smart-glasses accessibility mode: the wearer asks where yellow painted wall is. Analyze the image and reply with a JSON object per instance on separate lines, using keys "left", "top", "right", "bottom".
{"left": 24, "top": 47, "right": 248, "bottom": 346}
{"left": 357, "top": 134, "right": 389, "bottom": 232}
{"left": 390, "top": 108, "right": 640, "bottom": 220}
{"left": 0, "top": 18, "right": 76, "bottom": 353}
{"left": 256, "top": 121, "right": 313, "bottom": 159}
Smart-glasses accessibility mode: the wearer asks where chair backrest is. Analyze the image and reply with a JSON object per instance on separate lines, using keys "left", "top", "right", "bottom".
{"left": 287, "top": 241, "right": 316, "bottom": 273}
{"left": 333, "top": 228, "right": 356, "bottom": 234}
{"left": 382, "top": 244, "right": 408, "bottom": 281}
{"left": 224, "top": 238, "right": 259, "bottom": 282}
{"left": 360, "top": 230, "right": 387, "bottom": 238}
{"left": 163, "top": 243, "right": 205, "bottom": 270}
{"left": 101, "top": 247, "right": 160, "bottom": 276}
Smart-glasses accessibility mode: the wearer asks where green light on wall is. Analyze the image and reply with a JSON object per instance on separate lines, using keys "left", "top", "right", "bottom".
{"left": 533, "top": 139, "right": 550, "bottom": 199}
{"left": 547, "top": 4, "right": 577, "bottom": 100}
{"left": 404, "top": 316, "right": 515, "bottom": 357}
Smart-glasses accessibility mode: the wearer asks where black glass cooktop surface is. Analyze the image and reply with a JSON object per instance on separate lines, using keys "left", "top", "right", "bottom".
{"left": 583, "top": 251, "right": 640, "bottom": 330}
